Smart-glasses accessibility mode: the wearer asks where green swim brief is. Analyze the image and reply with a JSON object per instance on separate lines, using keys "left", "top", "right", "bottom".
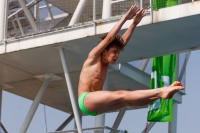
{"left": 78, "top": 92, "right": 97, "bottom": 116}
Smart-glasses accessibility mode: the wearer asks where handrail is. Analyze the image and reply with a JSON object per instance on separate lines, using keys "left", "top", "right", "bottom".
{"left": 47, "top": 126, "right": 123, "bottom": 133}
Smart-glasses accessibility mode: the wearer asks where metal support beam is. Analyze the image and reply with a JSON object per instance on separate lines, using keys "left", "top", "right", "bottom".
{"left": 94, "top": 114, "right": 105, "bottom": 133}
{"left": 140, "top": 0, "right": 143, "bottom": 9}
{"left": 112, "top": 108, "right": 126, "bottom": 130}
{"left": 4, "top": 1, "right": 8, "bottom": 42}
{"left": 15, "top": 14, "right": 25, "bottom": 36}
{"left": 175, "top": 53, "right": 179, "bottom": 81}
{"left": 0, "top": 0, "right": 7, "bottom": 42}
{"left": 110, "top": 63, "right": 150, "bottom": 87}
{"left": 150, "top": 0, "right": 153, "bottom": 22}
{"left": 102, "top": 0, "right": 112, "bottom": 19}
{"left": 17, "top": 0, "right": 39, "bottom": 33}
{"left": 19, "top": 75, "right": 51, "bottom": 133}
{"left": 68, "top": 0, "right": 88, "bottom": 26}
{"left": 141, "top": 122, "right": 156, "bottom": 133}
{"left": 74, "top": 112, "right": 82, "bottom": 132}
{"left": 168, "top": 101, "right": 178, "bottom": 133}
{"left": 94, "top": 73, "right": 107, "bottom": 132}
{"left": 59, "top": 47, "right": 83, "bottom": 133}
{"left": 8, "top": 0, "right": 42, "bottom": 19}
{"left": 44, "top": 0, "right": 55, "bottom": 25}
{"left": 93, "top": 0, "right": 96, "bottom": 21}
{"left": 56, "top": 114, "right": 74, "bottom": 131}
{"left": 1, "top": 123, "right": 8, "bottom": 133}
{"left": 34, "top": 2, "right": 39, "bottom": 20}
{"left": 168, "top": 53, "right": 180, "bottom": 133}
{"left": 8, "top": 10, "right": 18, "bottom": 35}
{"left": 140, "top": 59, "right": 149, "bottom": 71}
{"left": 178, "top": 52, "right": 191, "bottom": 81}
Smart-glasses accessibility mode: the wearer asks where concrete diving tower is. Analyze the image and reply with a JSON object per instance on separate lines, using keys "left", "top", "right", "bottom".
{"left": 0, "top": 0, "right": 200, "bottom": 133}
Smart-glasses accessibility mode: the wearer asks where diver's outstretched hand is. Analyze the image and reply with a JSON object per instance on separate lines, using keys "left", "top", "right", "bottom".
{"left": 124, "top": 4, "right": 140, "bottom": 20}
{"left": 133, "top": 8, "right": 146, "bottom": 25}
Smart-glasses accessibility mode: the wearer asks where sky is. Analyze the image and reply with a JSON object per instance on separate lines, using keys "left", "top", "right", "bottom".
{"left": 2, "top": 49, "right": 200, "bottom": 133}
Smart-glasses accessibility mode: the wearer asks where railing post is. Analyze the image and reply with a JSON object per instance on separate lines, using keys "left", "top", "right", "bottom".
{"left": 93, "top": 0, "right": 96, "bottom": 21}
{"left": 140, "top": 0, "right": 143, "bottom": 9}
{"left": 0, "top": 0, "right": 7, "bottom": 42}
{"left": 68, "top": 0, "right": 88, "bottom": 26}
{"left": 150, "top": 0, "right": 153, "bottom": 23}
{"left": 0, "top": 0, "right": 8, "bottom": 53}
{"left": 102, "top": 0, "right": 112, "bottom": 19}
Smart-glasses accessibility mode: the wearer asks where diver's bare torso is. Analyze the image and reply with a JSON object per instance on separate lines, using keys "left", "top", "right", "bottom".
{"left": 78, "top": 56, "right": 108, "bottom": 96}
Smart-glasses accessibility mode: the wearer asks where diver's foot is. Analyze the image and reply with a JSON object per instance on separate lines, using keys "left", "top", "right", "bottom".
{"left": 170, "top": 81, "right": 182, "bottom": 87}
{"left": 160, "top": 84, "right": 184, "bottom": 99}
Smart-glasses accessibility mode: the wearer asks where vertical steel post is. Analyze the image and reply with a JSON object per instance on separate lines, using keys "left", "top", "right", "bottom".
{"left": 168, "top": 53, "right": 179, "bottom": 133}
{"left": 140, "top": 0, "right": 143, "bottom": 9}
{"left": 150, "top": 0, "right": 153, "bottom": 22}
{"left": 59, "top": 47, "right": 83, "bottom": 133}
{"left": 18, "top": 0, "right": 39, "bottom": 33}
{"left": 168, "top": 102, "right": 178, "bottom": 133}
{"left": 4, "top": 0, "right": 8, "bottom": 44}
{"left": 102, "top": 0, "right": 112, "bottom": 19}
{"left": 94, "top": 73, "right": 107, "bottom": 131}
{"left": 19, "top": 75, "right": 51, "bottom": 133}
{"left": 74, "top": 112, "right": 82, "bottom": 132}
{"left": 34, "top": 2, "right": 39, "bottom": 20}
{"left": 94, "top": 114, "right": 105, "bottom": 129}
{"left": 93, "top": 0, "right": 96, "bottom": 21}
{"left": 0, "top": 0, "right": 7, "bottom": 42}
{"left": 68, "top": 0, "right": 88, "bottom": 26}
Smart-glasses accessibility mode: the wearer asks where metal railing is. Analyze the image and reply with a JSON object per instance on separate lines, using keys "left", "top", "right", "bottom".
{"left": 6, "top": 0, "right": 149, "bottom": 39}
{"left": 5, "top": 0, "right": 197, "bottom": 39}
{"left": 48, "top": 126, "right": 124, "bottom": 133}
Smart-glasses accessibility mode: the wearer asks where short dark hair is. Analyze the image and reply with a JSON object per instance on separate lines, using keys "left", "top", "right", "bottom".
{"left": 98, "top": 33, "right": 124, "bottom": 51}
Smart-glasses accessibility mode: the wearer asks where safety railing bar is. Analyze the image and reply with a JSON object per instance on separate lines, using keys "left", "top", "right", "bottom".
{"left": 8, "top": 0, "right": 42, "bottom": 19}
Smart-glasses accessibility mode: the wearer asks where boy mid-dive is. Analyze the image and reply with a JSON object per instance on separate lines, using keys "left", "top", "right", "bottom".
{"left": 78, "top": 4, "right": 184, "bottom": 116}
